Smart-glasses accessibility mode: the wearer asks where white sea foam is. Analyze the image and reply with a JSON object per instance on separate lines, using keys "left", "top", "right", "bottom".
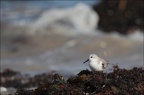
{"left": 0, "top": 87, "right": 7, "bottom": 92}
{"left": 30, "top": 3, "right": 99, "bottom": 35}
{"left": 128, "top": 30, "right": 143, "bottom": 41}
{"left": 108, "top": 30, "right": 143, "bottom": 42}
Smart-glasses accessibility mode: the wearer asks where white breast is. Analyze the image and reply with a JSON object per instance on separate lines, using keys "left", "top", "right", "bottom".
{"left": 89, "top": 59, "right": 104, "bottom": 71}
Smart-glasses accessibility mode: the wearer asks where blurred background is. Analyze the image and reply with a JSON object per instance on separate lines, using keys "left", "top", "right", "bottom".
{"left": 1, "top": 0, "right": 143, "bottom": 76}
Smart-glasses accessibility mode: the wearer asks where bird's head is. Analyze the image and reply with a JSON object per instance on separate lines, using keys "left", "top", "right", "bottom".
{"left": 83, "top": 54, "right": 98, "bottom": 64}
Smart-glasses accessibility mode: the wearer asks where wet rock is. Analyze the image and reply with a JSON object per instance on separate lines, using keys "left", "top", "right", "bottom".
{"left": 1, "top": 69, "right": 19, "bottom": 77}
{"left": 93, "top": 0, "right": 144, "bottom": 34}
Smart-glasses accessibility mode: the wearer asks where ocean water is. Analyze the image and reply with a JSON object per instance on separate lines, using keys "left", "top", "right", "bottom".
{"left": 1, "top": 0, "right": 100, "bottom": 9}
{"left": 1, "top": 0, "right": 100, "bottom": 23}
{"left": 1, "top": 30, "right": 143, "bottom": 76}
{"left": 1, "top": 1, "right": 143, "bottom": 76}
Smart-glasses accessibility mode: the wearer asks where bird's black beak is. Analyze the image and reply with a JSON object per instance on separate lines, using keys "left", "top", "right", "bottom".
{"left": 83, "top": 59, "right": 89, "bottom": 64}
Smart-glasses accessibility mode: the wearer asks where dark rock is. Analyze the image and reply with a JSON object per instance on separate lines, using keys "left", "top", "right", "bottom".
{"left": 93, "top": 0, "right": 144, "bottom": 35}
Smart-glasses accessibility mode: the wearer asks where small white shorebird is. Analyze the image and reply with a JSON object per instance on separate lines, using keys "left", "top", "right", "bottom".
{"left": 83, "top": 54, "right": 108, "bottom": 71}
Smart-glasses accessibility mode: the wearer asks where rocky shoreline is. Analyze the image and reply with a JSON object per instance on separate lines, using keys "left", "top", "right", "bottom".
{"left": 1, "top": 67, "right": 144, "bottom": 95}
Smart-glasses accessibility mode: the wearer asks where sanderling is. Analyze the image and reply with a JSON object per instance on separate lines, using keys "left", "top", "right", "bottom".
{"left": 83, "top": 54, "right": 108, "bottom": 71}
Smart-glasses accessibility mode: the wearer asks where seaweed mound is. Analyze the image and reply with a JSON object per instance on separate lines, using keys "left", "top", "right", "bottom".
{"left": 1, "top": 67, "right": 144, "bottom": 95}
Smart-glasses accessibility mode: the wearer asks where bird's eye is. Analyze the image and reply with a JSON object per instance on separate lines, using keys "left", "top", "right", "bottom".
{"left": 91, "top": 56, "right": 92, "bottom": 58}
